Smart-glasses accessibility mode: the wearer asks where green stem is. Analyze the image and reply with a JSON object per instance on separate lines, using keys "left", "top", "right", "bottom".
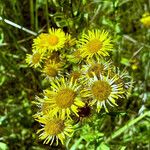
{"left": 70, "top": 137, "right": 83, "bottom": 150}
{"left": 106, "top": 111, "right": 150, "bottom": 143}
{"left": 45, "top": 0, "right": 50, "bottom": 31}
{"left": 30, "top": 0, "right": 34, "bottom": 30}
{"left": 35, "top": 0, "right": 38, "bottom": 32}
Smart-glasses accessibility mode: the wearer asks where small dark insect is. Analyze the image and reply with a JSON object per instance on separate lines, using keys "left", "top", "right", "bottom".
{"left": 78, "top": 104, "right": 91, "bottom": 118}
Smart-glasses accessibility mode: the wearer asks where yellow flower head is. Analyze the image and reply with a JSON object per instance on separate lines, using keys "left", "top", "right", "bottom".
{"left": 77, "top": 29, "right": 113, "bottom": 60}
{"left": 42, "top": 60, "right": 63, "bottom": 78}
{"left": 108, "top": 68, "right": 132, "bottom": 98}
{"left": 70, "top": 71, "right": 82, "bottom": 82}
{"left": 26, "top": 51, "right": 44, "bottom": 68}
{"left": 32, "top": 28, "right": 66, "bottom": 53}
{"left": 36, "top": 115, "right": 74, "bottom": 145}
{"left": 47, "top": 28, "right": 66, "bottom": 51}
{"left": 81, "top": 73, "right": 124, "bottom": 112}
{"left": 140, "top": 12, "right": 150, "bottom": 27}
{"left": 32, "top": 33, "right": 50, "bottom": 53}
{"left": 43, "top": 77, "right": 85, "bottom": 118}
{"left": 65, "top": 33, "right": 76, "bottom": 47}
{"left": 82, "top": 59, "right": 112, "bottom": 78}
{"left": 48, "top": 51, "right": 61, "bottom": 63}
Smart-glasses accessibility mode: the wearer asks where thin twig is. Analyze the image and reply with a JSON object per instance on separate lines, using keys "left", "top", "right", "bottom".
{"left": 0, "top": 16, "right": 37, "bottom": 36}
{"left": 123, "top": 34, "right": 150, "bottom": 48}
{"left": 90, "top": 5, "right": 101, "bottom": 23}
{"left": 0, "top": 36, "right": 33, "bottom": 47}
{"left": 123, "top": 35, "right": 137, "bottom": 43}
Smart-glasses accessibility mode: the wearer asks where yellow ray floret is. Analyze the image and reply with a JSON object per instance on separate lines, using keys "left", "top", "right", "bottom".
{"left": 81, "top": 73, "right": 124, "bottom": 112}
{"left": 77, "top": 29, "right": 113, "bottom": 59}
{"left": 36, "top": 115, "right": 74, "bottom": 145}
{"left": 43, "top": 77, "right": 85, "bottom": 118}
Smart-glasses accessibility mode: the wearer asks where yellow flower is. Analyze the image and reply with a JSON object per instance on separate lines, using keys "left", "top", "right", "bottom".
{"left": 65, "top": 33, "right": 76, "bottom": 47}
{"left": 47, "top": 28, "right": 66, "bottom": 51}
{"left": 81, "top": 73, "right": 124, "bottom": 112}
{"left": 140, "top": 12, "right": 150, "bottom": 27}
{"left": 70, "top": 71, "right": 82, "bottom": 82}
{"left": 32, "top": 33, "right": 50, "bottom": 53}
{"left": 26, "top": 51, "right": 44, "bottom": 68}
{"left": 42, "top": 60, "right": 63, "bottom": 78}
{"left": 47, "top": 51, "right": 61, "bottom": 63}
{"left": 78, "top": 29, "right": 113, "bottom": 59}
{"left": 108, "top": 69, "right": 132, "bottom": 98}
{"left": 32, "top": 28, "right": 66, "bottom": 53}
{"left": 36, "top": 115, "right": 74, "bottom": 145}
{"left": 66, "top": 66, "right": 82, "bottom": 83}
{"left": 43, "top": 77, "right": 85, "bottom": 118}
{"left": 82, "top": 59, "right": 112, "bottom": 78}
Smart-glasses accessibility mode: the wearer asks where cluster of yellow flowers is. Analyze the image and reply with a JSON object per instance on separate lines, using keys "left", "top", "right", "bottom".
{"left": 26, "top": 28, "right": 130, "bottom": 146}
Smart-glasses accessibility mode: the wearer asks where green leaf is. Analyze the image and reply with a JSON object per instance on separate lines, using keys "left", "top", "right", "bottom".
{"left": 96, "top": 142, "right": 110, "bottom": 150}
{"left": 120, "top": 146, "right": 126, "bottom": 150}
{"left": 70, "top": 137, "right": 83, "bottom": 150}
{"left": 106, "top": 111, "right": 150, "bottom": 142}
{"left": 120, "top": 58, "right": 130, "bottom": 66}
{"left": 0, "top": 76, "right": 7, "bottom": 86}
{"left": 0, "top": 142, "right": 8, "bottom": 150}
{"left": 0, "top": 30, "right": 4, "bottom": 44}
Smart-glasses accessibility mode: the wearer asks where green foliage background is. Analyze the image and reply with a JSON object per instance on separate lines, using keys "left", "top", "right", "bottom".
{"left": 0, "top": 0, "right": 150, "bottom": 150}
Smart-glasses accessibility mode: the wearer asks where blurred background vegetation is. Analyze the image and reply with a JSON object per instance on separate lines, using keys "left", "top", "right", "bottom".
{"left": 0, "top": 0, "right": 150, "bottom": 150}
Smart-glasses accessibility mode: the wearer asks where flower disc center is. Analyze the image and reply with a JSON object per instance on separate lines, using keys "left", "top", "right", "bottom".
{"left": 56, "top": 88, "right": 76, "bottom": 108}
{"left": 91, "top": 80, "right": 111, "bottom": 101}
{"left": 87, "top": 39, "right": 102, "bottom": 53}
{"left": 48, "top": 35, "right": 59, "bottom": 46}
{"left": 44, "top": 66, "right": 58, "bottom": 77}
{"left": 32, "top": 52, "right": 41, "bottom": 64}
{"left": 45, "top": 119, "right": 64, "bottom": 135}
{"left": 88, "top": 64, "right": 104, "bottom": 77}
